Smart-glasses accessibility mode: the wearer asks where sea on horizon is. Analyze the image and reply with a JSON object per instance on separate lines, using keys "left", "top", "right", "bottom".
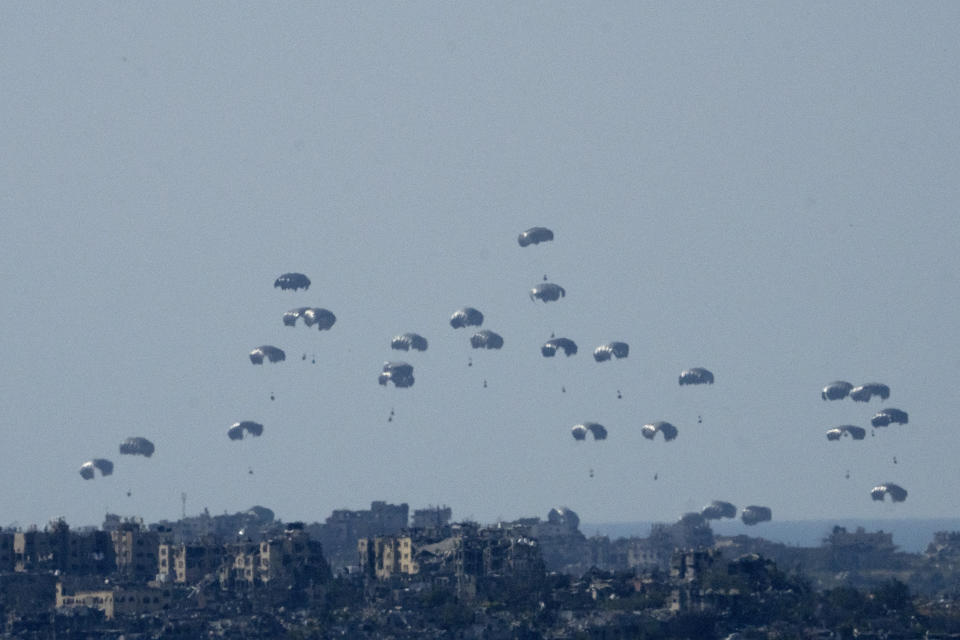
{"left": 582, "top": 518, "right": 960, "bottom": 554}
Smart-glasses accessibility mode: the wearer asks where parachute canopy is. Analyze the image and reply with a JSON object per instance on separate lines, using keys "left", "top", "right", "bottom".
{"left": 379, "top": 361, "right": 415, "bottom": 388}
{"left": 119, "top": 437, "right": 155, "bottom": 457}
{"left": 301, "top": 308, "right": 336, "bottom": 330}
{"left": 572, "top": 422, "right": 607, "bottom": 441}
{"left": 741, "top": 505, "right": 772, "bottom": 525}
{"left": 470, "top": 330, "right": 504, "bottom": 350}
{"left": 871, "top": 408, "right": 908, "bottom": 427}
{"left": 547, "top": 507, "right": 580, "bottom": 530}
{"left": 450, "top": 307, "right": 484, "bottom": 329}
{"left": 826, "top": 425, "right": 867, "bottom": 441}
{"left": 391, "top": 333, "right": 428, "bottom": 352}
{"left": 249, "top": 346, "right": 285, "bottom": 364}
{"left": 228, "top": 421, "right": 264, "bottom": 440}
{"left": 850, "top": 383, "right": 890, "bottom": 402}
{"left": 245, "top": 505, "right": 275, "bottom": 523}
{"left": 593, "top": 342, "right": 629, "bottom": 362}
{"left": 822, "top": 381, "right": 853, "bottom": 401}
{"left": 679, "top": 368, "right": 714, "bottom": 385}
{"left": 641, "top": 421, "right": 678, "bottom": 442}
{"left": 79, "top": 458, "right": 113, "bottom": 480}
{"left": 274, "top": 273, "right": 311, "bottom": 291}
{"left": 678, "top": 512, "right": 708, "bottom": 528}
{"left": 530, "top": 283, "right": 565, "bottom": 303}
{"left": 541, "top": 337, "right": 577, "bottom": 357}
{"left": 871, "top": 483, "right": 908, "bottom": 503}
{"left": 517, "top": 227, "right": 554, "bottom": 247}
{"left": 701, "top": 500, "right": 737, "bottom": 520}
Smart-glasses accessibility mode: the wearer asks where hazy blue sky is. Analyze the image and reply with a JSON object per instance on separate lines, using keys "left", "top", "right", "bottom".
{"left": 2, "top": 3, "right": 959, "bottom": 529}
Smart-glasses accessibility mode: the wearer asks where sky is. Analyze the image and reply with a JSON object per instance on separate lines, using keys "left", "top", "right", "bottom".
{"left": 1, "top": 3, "right": 959, "bottom": 530}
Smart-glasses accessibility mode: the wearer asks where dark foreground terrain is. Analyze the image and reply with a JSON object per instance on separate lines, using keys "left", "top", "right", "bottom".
{"left": 4, "top": 503, "right": 960, "bottom": 638}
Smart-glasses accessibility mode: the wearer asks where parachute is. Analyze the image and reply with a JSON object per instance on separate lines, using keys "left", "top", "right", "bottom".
{"left": 701, "top": 500, "right": 737, "bottom": 520}
{"left": 470, "top": 330, "right": 504, "bottom": 350}
{"left": 826, "top": 425, "right": 867, "bottom": 441}
{"left": 572, "top": 422, "right": 607, "bottom": 441}
{"left": 587, "top": 423, "right": 608, "bottom": 440}
{"left": 228, "top": 421, "right": 264, "bottom": 441}
{"left": 822, "top": 381, "right": 853, "bottom": 400}
{"left": 741, "top": 505, "right": 772, "bottom": 525}
{"left": 850, "top": 383, "right": 890, "bottom": 402}
{"left": 541, "top": 337, "right": 577, "bottom": 357}
{"left": 379, "top": 362, "right": 415, "bottom": 388}
{"left": 530, "top": 283, "right": 566, "bottom": 303}
{"left": 391, "top": 333, "right": 428, "bottom": 352}
{"left": 450, "top": 307, "right": 484, "bottom": 329}
{"left": 283, "top": 307, "right": 335, "bottom": 329}
{"left": 547, "top": 507, "right": 580, "bottom": 529}
{"left": 79, "top": 458, "right": 113, "bottom": 480}
{"left": 678, "top": 512, "right": 708, "bottom": 528}
{"left": 871, "top": 408, "right": 908, "bottom": 427}
{"left": 246, "top": 505, "right": 275, "bottom": 523}
{"left": 641, "top": 421, "right": 678, "bottom": 442}
{"left": 119, "top": 437, "right": 155, "bottom": 457}
{"left": 679, "top": 368, "right": 714, "bottom": 385}
{"left": 517, "top": 227, "right": 554, "bottom": 247}
{"left": 871, "top": 483, "right": 908, "bottom": 502}
{"left": 274, "top": 273, "right": 311, "bottom": 291}
{"left": 593, "top": 342, "right": 629, "bottom": 362}
{"left": 249, "top": 346, "right": 286, "bottom": 364}
{"left": 301, "top": 308, "right": 336, "bottom": 330}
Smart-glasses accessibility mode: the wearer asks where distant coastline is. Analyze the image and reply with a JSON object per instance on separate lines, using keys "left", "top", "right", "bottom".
{"left": 583, "top": 518, "right": 960, "bottom": 553}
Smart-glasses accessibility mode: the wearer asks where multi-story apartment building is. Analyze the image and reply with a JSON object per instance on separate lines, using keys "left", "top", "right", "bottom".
{"left": 358, "top": 535, "right": 418, "bottom": 579}
{"left": 220, "top": 542, "right": 260, "bottom": 587}
{"left": 219, "top": 524, "right": 330, "bottom": 591}
{"left": 314, "top": 501, "right": 409, "bottom": 568}
{"left": 159, "top": 541, "right": 225, "bottom": 583}
{"left": 0, "top": 531, "right": 15, "bottom": 571}
{"left": 56, "top": 579, "right": 173, "bottom": 620}
{"left": 111, "top": 521, "right": 161, "bottom": 581}
{"left": 13, "top": 520, "right": 114, "bottom": 575}
{"left": 411, "top": 506, "right": 452, "bottom": 530}
{"left": 257, "top": 523, "right": 326, "bottom": 585}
